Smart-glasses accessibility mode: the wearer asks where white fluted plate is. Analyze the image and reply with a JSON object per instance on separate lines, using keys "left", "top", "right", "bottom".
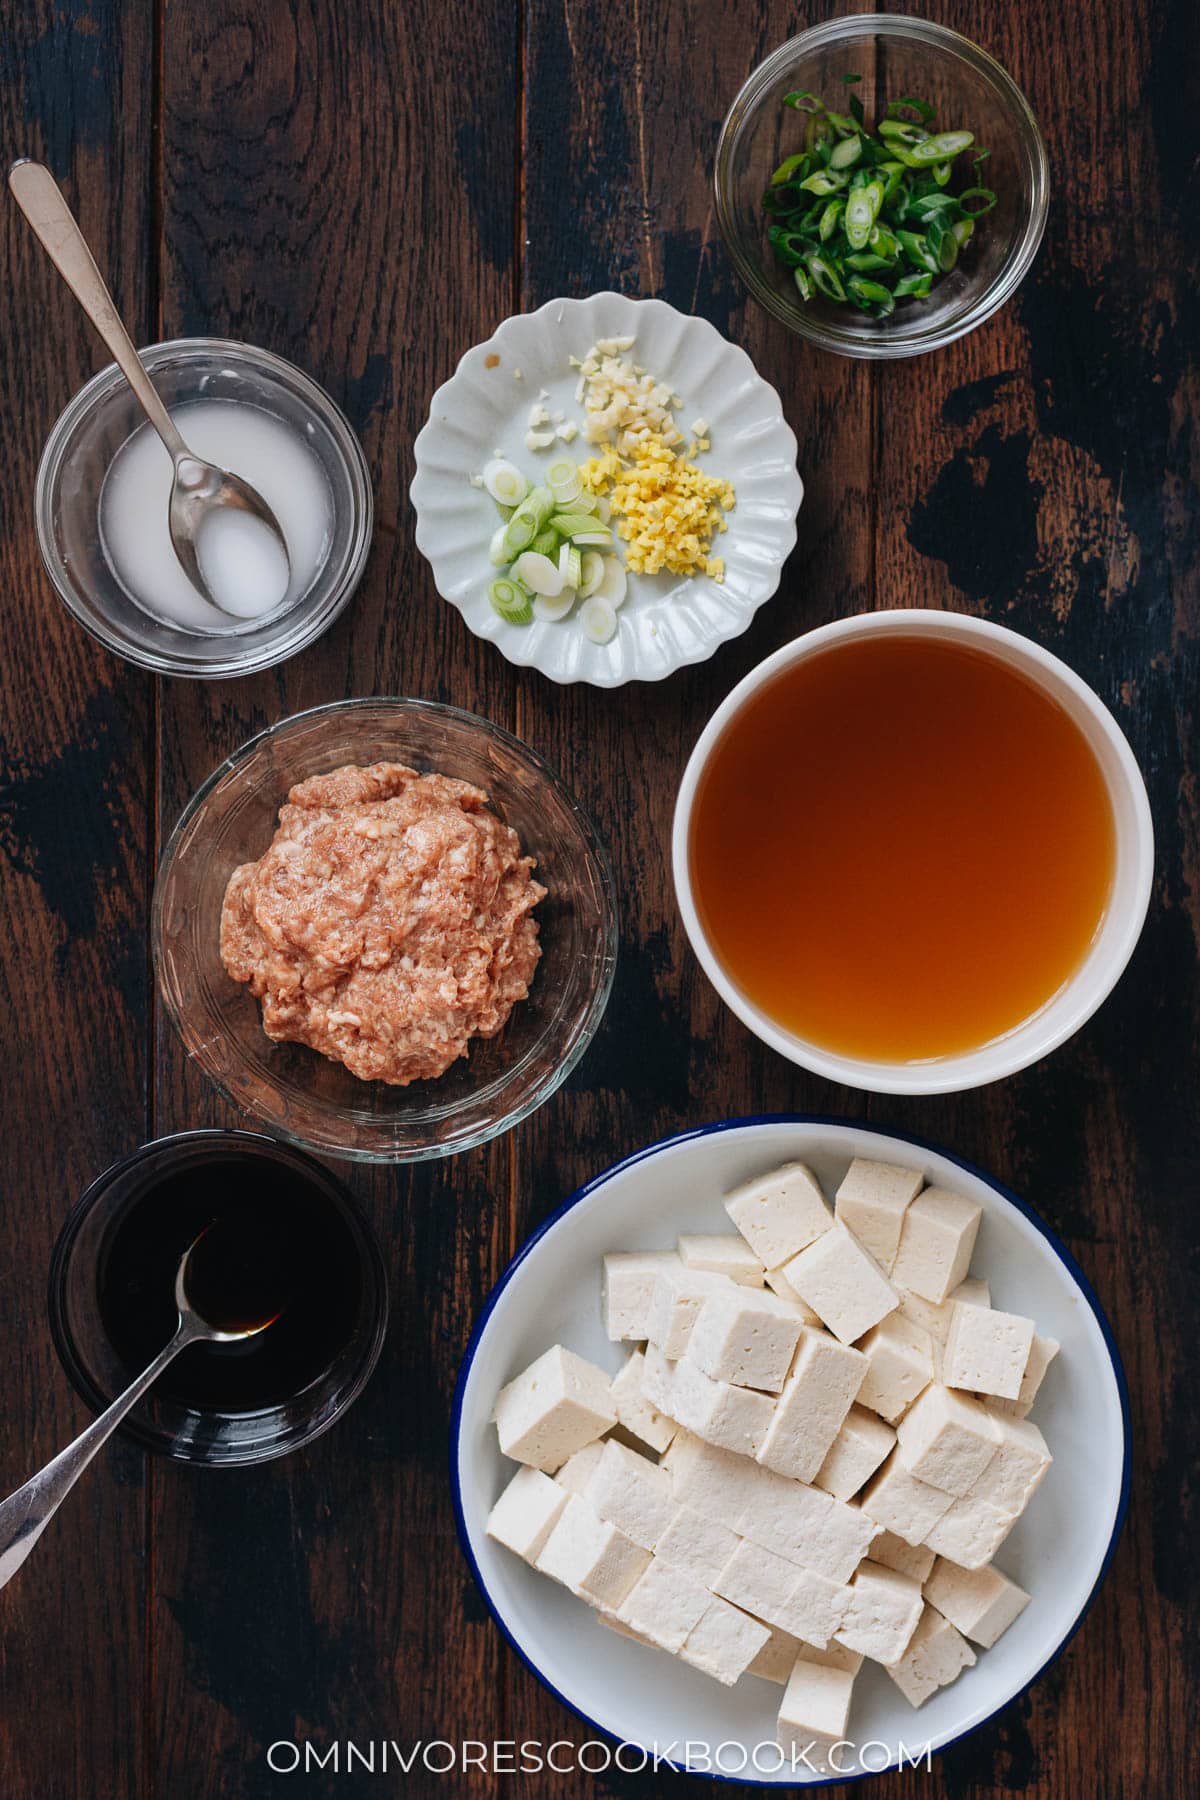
{"left": 411, "top": 294, "right": 802, "bottom": 686}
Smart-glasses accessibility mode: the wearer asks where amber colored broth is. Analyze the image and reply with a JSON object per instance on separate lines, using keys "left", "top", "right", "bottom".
{"left": 689, "top": 636, "right": 1117, "bottom": 1064}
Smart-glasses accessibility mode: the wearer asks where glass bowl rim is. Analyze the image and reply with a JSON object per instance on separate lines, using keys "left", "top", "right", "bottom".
{"left": 714, "top": 13, "right": 1051, "bottom": 360}
{"left": 34, "top": 335, "right": 374, "bottom": 678}
{"left": 150, "top": 696, "right": 620, "bottom": 1164}
{"left": 46, "top": 1126, "right": 390, "bottom": 1466}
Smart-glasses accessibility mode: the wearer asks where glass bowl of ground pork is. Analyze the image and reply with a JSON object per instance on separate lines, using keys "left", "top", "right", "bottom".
{"left": 152, "top": 698, "right": 618, "bottom": 1162}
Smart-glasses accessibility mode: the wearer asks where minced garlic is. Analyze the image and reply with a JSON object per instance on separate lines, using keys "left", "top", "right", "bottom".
{"left": 581, "top": 433, "right": 735, "bottom": 582}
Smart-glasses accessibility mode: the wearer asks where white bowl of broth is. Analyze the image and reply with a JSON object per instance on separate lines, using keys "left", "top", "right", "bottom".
{"left": 673, "top": 610, "right": 1153, "bottom": 1094}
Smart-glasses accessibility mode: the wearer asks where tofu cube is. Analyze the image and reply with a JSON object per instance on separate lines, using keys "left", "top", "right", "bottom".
{"left": 666, "top": 1430, "right": 772, "bottom": 1517}
{"left": 713, "top": 1540, "right": 848, "bottom": 1648}
{"left": 866, "top": 1528, "right": 935, "bottom": 1585}
{"left": 748, "top": 1623, "right": 805, "bottom": 1684}
{"left": 898, "top": 1276, "right": 990, "bottom": 1346}
{"left": 763, "top": 1265, "right": 821, "bottom": 1322}
{"left": 724, "top": 1162, "right": 833, "bottom": 1269}
{"left": 861, "top": 1450, "right": 955, "bottom": 1547}
{"left": 585, "top": 1440, "right": 675, "bottom": 1551}
{"left": 971, "top": 1411, "right": 1052, "bottom": 1515}
{"left": 686, "top": 1284, "right": 807, "bottom": 1394}
{"left": 835, "top": 1561, "right": 923, "bottom": 1665}
{"left": 655, "top": 1504, "right": 741, "bottom": 1587}
{"left": 782, "top": 1224, "right": 898, "bottom": 1346}
{"left": 834, "top": 1159, "right": 924, "bottom": 1271}
{"left": 855, "top": 1313, "right": 936, "bottom": 1424}
{"left": 486, "top": 1466, "right": 568, "bottom": 1562}
{"left": 602, "top": 1249, "right": 677, "bottom": 1340}
{"left": 886, "top": 1602, "right": 976, "bottom": 1707}
{"left": 777, "top": 1658, "right": 855, "bottom": 1750}
{"left": 814, "top": 1405, "right": 896, "bottom": 1503}
{"left": 609, "top": 1348, "right": 676, "bottom": 1454}
{"left": 670, "top": 1355, "right": 777, "bottom": 1456}
{"left": 554, "top": 1439, "right": 607, "bottom": 1495}
{"left": 617, "top": 1556, "right": 712, "bottom": 1652}
{"left": 596, "top": 1608, "right": 658, "bottom": 1649}
{"left": 924, "top": 1556, "right": 1031, "bottom": 1647}
{"left": 735, "top": 1472, "right": 876, "bottom": 1585}
{"left": 890, "top": 1187, "right": 982, "bottom": 1302}
{"left": 678, "top": 1233, "right": 765, "bottom": 1286}
{"left": 493, "top": 1345, "right": 616, "bottom": 1471}
{"left": 793, "top": 1638, "right": 865, "bottom": 1675}
{"left": 680, "top": 1597, "right": 771, "bottom": 1685}
{"left": 922, "top": 1493, "right": 1017, "bottom": 1570}
{"left": 536, "top": 1495, "right": 650, "bottom": 1605}
{"left": 757, "top": 1328, "right": 868, "bottom": 1482}
{"left": 896, "top": 1384, "right": 1002, "bottom": 1497}
{"left": 639, "top": 1342, "right": 677, "bottom": 1415}
{"left": 645, "top": 1263, "right": 729, "bottom": 1359}
{"left": 942, "top": 1301, "right": 1035, "bottom": 1400}
{"left": 987, "top": 1333, "right": 1060, "bottom": 1418}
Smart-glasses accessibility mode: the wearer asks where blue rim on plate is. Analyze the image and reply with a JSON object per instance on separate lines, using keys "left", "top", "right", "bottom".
{"left": 449, "top": 1113, "right": 1131, "bottom": 1786}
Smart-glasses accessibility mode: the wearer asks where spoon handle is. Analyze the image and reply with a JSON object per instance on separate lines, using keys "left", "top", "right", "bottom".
{"left": 0, "top": 1320, "right": 201, "bottom": 1590}
{"left": 8, "top": 159, "right": 190, "bottom": 463}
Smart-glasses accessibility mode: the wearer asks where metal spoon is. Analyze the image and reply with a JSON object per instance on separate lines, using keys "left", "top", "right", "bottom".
{"left": 0, "top": 1230, "right": 280, "bottom": 1590}
{"left": 8, "top": 158, "right": 290, "bottom": 617}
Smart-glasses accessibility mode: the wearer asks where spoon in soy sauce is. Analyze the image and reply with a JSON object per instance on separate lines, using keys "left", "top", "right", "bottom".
{"left": 0, "top": 1223, "right": 284, "bottom": 1590}
{"left": 7, "top": 158, "right": 292, "bottom": 619}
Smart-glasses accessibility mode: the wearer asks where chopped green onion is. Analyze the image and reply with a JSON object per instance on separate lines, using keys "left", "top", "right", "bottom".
{"left": 488, "top": 523, "right": 510, "bottom": 566}
{"left": 886, "top": 96, "right": 935, "bottom": 124}
{"left": 513, "top": 551, "right": 564, "bottom": 597}
{"left": 819, "top": 199, "right": 845, "bottom": 242}
{"left": 488, "top": 578, "right": 533, "bottom": 625}
{"left": 805, "top": 253, "right": 846, "bottom": 302}
{"left": 770, "top": 153, "right": 808, "bottom": 186}
{"left": 546, "top": 458, "right": 583, "bottom": 504}
{"left": 783, "top": 90, "right": 823, "bottom": 112}
{"left": 799, "top": 170, "right": 848, "bottom": 195}
{"left": 829, "top": 134, "right": 863, "bottom": 170}
{"left": 530, "top": 528, "right": 560, "bottom": 560}
{"left": 957, "top": 186, "right": 998, "bottom": 215}
{"left": 578, "top": 550, "right": 606, "bottom": 598}
{"left": 482, "top": 458, "right": 529, "bottom": 506}
{"left": 558, "top": 542, "right": 583, "bottom": 589}
{"left": 905, "top": 130, "right": 974, "bottom": 166}
{"left": 893, "top": 271, "right": 933, "bottom": 298}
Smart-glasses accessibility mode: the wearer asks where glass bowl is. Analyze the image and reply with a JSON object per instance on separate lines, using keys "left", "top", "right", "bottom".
{"left": 714, "top": 15, "right": 1049, "bottom": 358}
{"left": 48, "top": 1130, "right": 388, "bottom": 1466}
{"left": 35, "top": 338, "right": 373, "bottom": 676}
{"left": 152, "top": 698, "right": 618, "bottom": 1162}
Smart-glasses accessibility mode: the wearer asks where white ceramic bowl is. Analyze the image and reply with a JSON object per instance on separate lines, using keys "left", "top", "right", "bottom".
{"left": 411, "top": 293, "right": 802, "bottom": 687}
{"left": 452, "top": 1116, "right": 1129, "bottom": 1784}
{"left": 672, "top": 610, "right": 1154, "bottom": 1095}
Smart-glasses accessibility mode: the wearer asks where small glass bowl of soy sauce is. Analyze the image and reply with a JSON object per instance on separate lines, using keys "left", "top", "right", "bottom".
{"left": 48, "top": 1130, "right": 388, "bottom": 1465}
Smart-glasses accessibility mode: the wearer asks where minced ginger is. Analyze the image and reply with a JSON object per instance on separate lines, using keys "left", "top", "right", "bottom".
{"left": 580, "top": 434, "right": 735, "bottom": 582}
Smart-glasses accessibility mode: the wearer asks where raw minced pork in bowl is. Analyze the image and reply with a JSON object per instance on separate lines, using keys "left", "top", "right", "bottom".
{"left": 153, "top": 698, "right": 617, "bottom": 1163}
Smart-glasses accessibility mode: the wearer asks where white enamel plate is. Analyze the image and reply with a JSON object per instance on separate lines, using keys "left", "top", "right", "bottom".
{"left": 451, "top": 1116, "right": 1128, "bottom": 1785}
{"left": 411, "top": 294, "right": 802, "bottom": 686}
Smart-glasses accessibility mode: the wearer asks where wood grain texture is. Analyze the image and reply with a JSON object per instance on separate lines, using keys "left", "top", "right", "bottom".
{"left": 0, "top": 0, "right": 1196, "bottom": 1794}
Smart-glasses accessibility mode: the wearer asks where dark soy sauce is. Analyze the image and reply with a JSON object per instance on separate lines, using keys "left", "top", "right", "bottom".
{"left": 97, "top": 1155, "right": 363, "bottom": 1412}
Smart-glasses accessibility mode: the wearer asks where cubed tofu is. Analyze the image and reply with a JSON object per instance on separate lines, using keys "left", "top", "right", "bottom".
{"left": 678, "top": 1233, "right": 765, "bottom": 1286}
{"left": 782, "top": 1224, "right": 899, "bottom": 1346}
{"left": 924, "top": 1557, "right": 1031, "bottom": 1647}
{"left": 987, "top": 1333, "right": 1060, "bottom": 1418}
{"left": 670, "top": 1355, "right": 777, "bottom": 1457}
{"left": 890, "top": 1188, "right": 982, "bottom": 1303}
{"left": 922, "top": 1493, "right": 1017, "bottom": 1570}
{"left": 757, "top": 1328, "right": 868, "bottom": 1482}
{"left": 486, "top": 1466, "right": 568, "bottom": 1562}
{"left": 493, "top": 1345, "right": 617, "bottom": 1471}
{"left": 609, "top": 1348, "right": 677, "bottom": 1455}
{"left": 793, "top": 1638, "right": 864, "bottom": 1675}
{"left": 860, "top": 1450, "right": 955, "bottom": 1547}
{"left": 898, "top": 1276, "right": 990, "bottom": 1346}
{"left": 886, "top": 1602, "right": 976, "bottom": 1707}
{"left": 555, "top": 1440, "right": 608, "bottom": 1495}
{"left": 645, "top": 1263, "right": 729, "bottom": 1359}
{"left": 834, "top": 1159, "right": 924, "bottom": 1271}
{"left": 855, "top": 1313, "right": 936, "bottom": 1424}
{"left": 748, "top": 1623, "right": 805, "bottom": 1685}
{"left": 713, "top": 1540, "right": 848, "bottom": 1648}
{"left": 585, "top": 1439, "right": 675, "bottom": 1551}
{"left": 763, "top": 1265, "right": 821, "bottom": 1322}
{"left": 654, "top": 1504, "right": 741, "bottom": 1587}
{"left": 724, "top": 1162, "right": 833, "bottom": 1269}
{"left": 666, "top": 1430, "right": 772, "bottom": 1517}
{"left": 867, "top": 1528, "right": 935, "bottom": 1585}
{"left": 972, "top": 1411, "right": 1052, "bottom": 1515}
{"left": 639, "top": 1342, "right": 677, "bottom": 1415}
{"left": 777, "top": 1659, "right": 855, "bottom": 1749}
{"left": 814, "top": 1406, "right": 896, "bottom": 1503}
{"left": 596, "top": 1608, "right": 658, "bottom": 1649}
{"left": 536, "top": 1494, "right": 650, "bottom": 1605}
{"left": 602, "top": 1249, "right": 678, "bottom": 1340}
{"left": 896, "top": 1384, "right": 1002, "bottom": 1498}
{"left": 680, "top": 1597, "right": 771, "bottom": 1685}
{"left": 617, "top": 1556, "right": 712, "bottom": 1652}
{"left": 835, "top": 1561, "right": 923, "bottom": 1665}
{"left": 942, "top": 1301, "right": 1035, "bottom": 1400}
{"left": 687, "top": 1283, "right": 805, "bottom": 1393}
{"left": 735, "top": 1472, "right": 877, "bottom": 1585}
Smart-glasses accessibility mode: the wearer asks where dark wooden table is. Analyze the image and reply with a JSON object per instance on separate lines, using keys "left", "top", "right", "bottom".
{"left": 1, "top": 2, "right": 1195, "bottom": 1795}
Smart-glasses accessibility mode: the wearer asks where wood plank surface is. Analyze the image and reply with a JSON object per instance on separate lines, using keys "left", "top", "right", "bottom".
{"left": 0, "top": 0, "right": 1195, "bottom": 1795}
